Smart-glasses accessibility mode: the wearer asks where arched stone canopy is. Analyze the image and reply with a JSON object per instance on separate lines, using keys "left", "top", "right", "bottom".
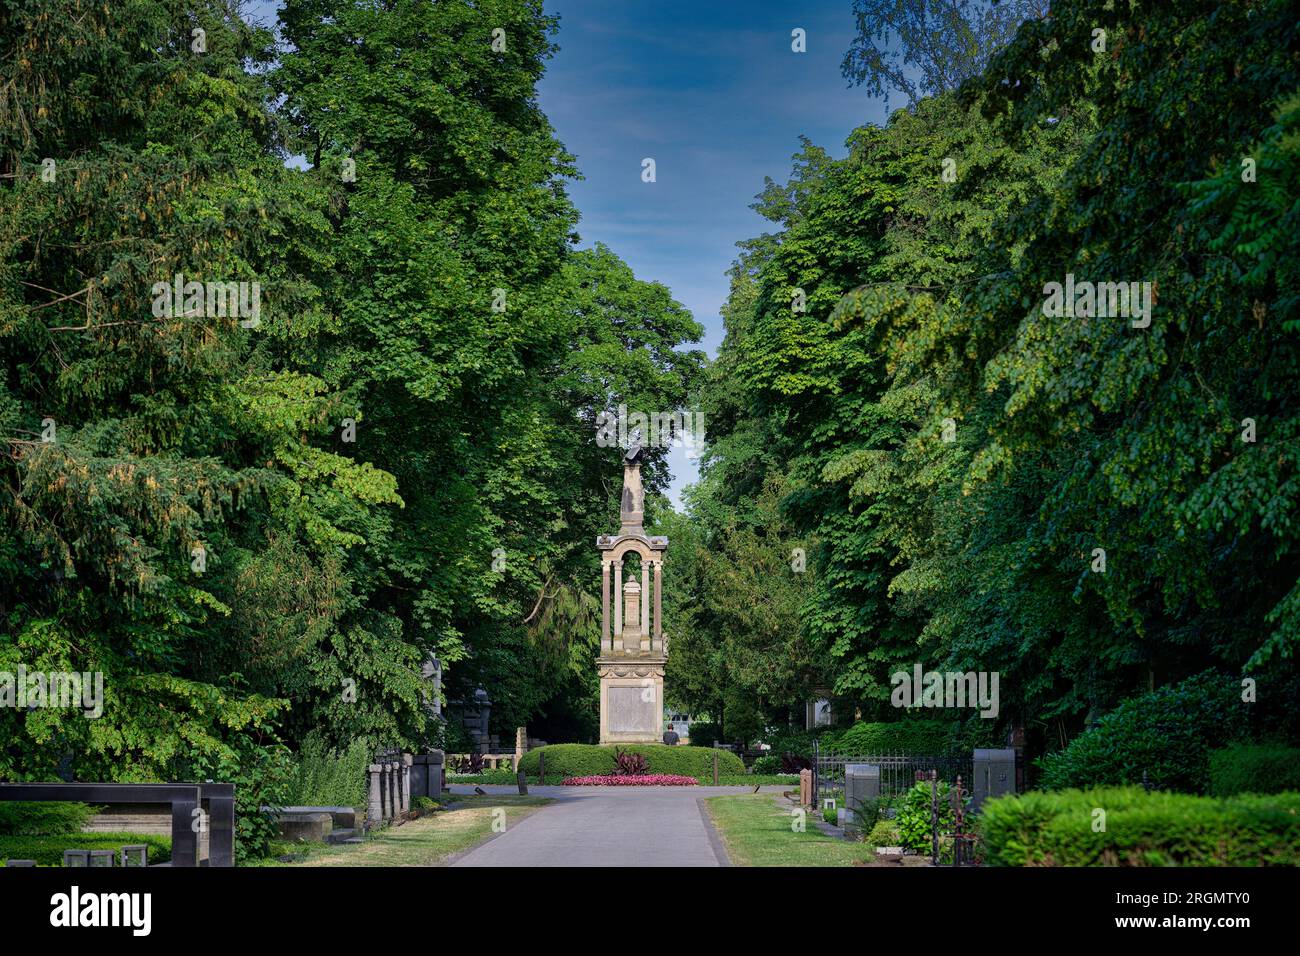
{"left": 596, "top": 533, "right": 666, "bottom": 653}
{"left": 597, "top": 533, "right": 667, "bottom": 564}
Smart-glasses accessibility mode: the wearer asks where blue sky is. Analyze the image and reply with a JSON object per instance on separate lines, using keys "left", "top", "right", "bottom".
{"left": 536, "top": 2, "right": 888, "bottom": 504}
{"left": 243, "top": 1, "right": 888, "bottom": 505}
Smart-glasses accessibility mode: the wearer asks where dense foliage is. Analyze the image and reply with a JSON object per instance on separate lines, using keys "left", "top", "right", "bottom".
{"left": 0, "top": 0, "right": 702, "bottom": 850}
{"left": 1036, "top": 671, "right": 1248, "bottom": 793}
{"left": 674, "top": 0, "right": 1300, "bottom": 770}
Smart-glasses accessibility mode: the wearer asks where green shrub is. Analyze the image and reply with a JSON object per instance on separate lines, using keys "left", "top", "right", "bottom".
{"left": 518, "top": 744, "right": 744, "bottom": 779}
{"left": 895, "top": 780, "right": 956, "bottom": 853}
{"left": 979, "top": 787, "right": 1300, "bottom": 866}
{"left": 0, "top": 832, "right": 171, "bottom": 867}
{"left": 411, "top": 796, "right": 439, "bottom": 811}
{"left": 1036, "top": 671, "right": 1248, "bottom": 793}
{"left": 0, "top": 802, "right": 100, "bottom": 836}
{"left": 822, "top": 805, "right": 838, "bottom": 825}
{"left": 762, "top": 728, "right": 820, "bottom": 758}
{"left": 750, "top": 754, "right": 780, "bottom": 775}
{"left": 284, "top": 733, "right": 373, "bottom": 810}
{"left": 822, "top": 720, "right": 964, "bottom": 756}
{"left": 1208, "top": 744, "right": 1300, "bottom": 796}
{"left": 865, "top": 819, "right": 900, "bottom": 849}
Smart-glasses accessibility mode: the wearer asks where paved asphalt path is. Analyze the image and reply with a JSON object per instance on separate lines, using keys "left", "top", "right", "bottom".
{"left": 448, "top": 784, "right": 784, "bottom": 867}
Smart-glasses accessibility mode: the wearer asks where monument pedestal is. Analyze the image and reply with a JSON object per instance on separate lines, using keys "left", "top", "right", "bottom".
{"left": 597, "top": 654, "right": 666, "bottom": 745}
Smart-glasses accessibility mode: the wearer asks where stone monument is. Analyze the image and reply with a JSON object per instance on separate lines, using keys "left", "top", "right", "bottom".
{"left": 596, "top": 431, "right": 668, "bottom": 744}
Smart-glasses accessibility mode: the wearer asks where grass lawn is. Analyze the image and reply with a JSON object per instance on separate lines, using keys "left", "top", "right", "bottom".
{"left": 253, "top": 794, "right": 552, "bottom": 867}
{"left": 705, "top": 793, "right": 888, "bottom": 867}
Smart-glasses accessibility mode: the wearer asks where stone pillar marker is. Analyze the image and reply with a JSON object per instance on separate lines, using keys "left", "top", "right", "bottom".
{"left": 400, "top": 754, "right": 413, "bottom": 814}
{"left": 368, "top": 764, "right": 383, "bottom": 826}
{"left": 515, "top": 727, "right": 527, "bottom": 768}
{"left": 595, "top": 432, "right": 668, "bottom": 744}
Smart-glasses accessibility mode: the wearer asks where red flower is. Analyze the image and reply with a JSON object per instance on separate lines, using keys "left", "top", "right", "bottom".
{"left": 561, "top": 774, "right": 698, "bottom": 786}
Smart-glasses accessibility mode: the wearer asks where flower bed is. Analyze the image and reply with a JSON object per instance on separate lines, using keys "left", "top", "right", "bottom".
{"left": 562, "top": 774, "right": 698, "bottom": 787}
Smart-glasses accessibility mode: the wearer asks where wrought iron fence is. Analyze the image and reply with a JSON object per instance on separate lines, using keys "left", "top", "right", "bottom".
{"left": 810, "top": 743, "right": 974, "bottom": 805}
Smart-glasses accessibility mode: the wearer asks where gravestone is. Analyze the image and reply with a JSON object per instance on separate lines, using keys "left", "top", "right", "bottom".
{"left": 120, "top": 845, "right": 148, "bottom": 867}
{"left": 972, "top": 748, "right": 1017, "bottom": 810}
{"left": 844, "top": 764, "right": 880, "bottom": 830}
{"left": 410, "top": 752, "right": 444, "bottom": 800}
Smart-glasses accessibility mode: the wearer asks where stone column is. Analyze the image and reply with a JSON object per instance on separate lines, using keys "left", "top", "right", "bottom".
{"left": 613, "top": 560, "right": 623, "bottom": 641}
{"left": 653, "top": 560, "right": 663, "bottom": 647}
{"left": 368, "top": 764, "right": 383, "bottom": 826}
{"left": 622, "top": 579, "right": 641, "bottom": 653}
{"left": 641, "top": 560, "right": 650, "bottom": 640}
{"left": 385, "top": 762, "right": 398, "bottom": 820}
{"left": 601, "top": 560, "right": 611, "bottom": 651}
{"left": 401, "top": 754, "right": 413, "bottom": 814}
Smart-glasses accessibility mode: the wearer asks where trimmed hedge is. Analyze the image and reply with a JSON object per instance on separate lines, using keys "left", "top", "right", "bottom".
{"left": 0, "top": 801, "right": 100, "bottom": 836}
{"left": 1036, "top": 671, "right": 1248, "bottom": 793}
{"left": 518, "top": 744, "right": 744, "bottom": 780}
{"left": 0, "top": 832, "right": 172, "bottom": 867}
{"left": 1209, "top": 744, "right": 1300, "bottom": 796}
{"left": 822, "top": 720, "right": 962, "bottom": 755}
{"left": 978, "top": 787, "right": 1300, "bottom": 866}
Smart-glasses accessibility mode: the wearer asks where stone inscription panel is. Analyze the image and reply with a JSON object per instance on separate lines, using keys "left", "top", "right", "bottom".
{"left": 608, "top": 685, "right": 657, "bottom": 733}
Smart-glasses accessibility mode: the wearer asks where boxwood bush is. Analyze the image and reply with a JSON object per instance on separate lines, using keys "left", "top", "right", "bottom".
{"left": 978, "top": 787, "right": 1300, "bottom": 866}
{"left": 518, "top": 744, "right": 744, "bottom": 779}
{"left": 1036, "top": 671, "right": 1248, "bottom": 793}
{"left": 1208, "top": 744, "right": 1300, "bottom": 796}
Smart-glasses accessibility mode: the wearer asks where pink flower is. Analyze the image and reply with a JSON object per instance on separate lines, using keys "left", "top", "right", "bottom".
{"left": 561, "top": 774, "right": 698, "bottom": 786}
